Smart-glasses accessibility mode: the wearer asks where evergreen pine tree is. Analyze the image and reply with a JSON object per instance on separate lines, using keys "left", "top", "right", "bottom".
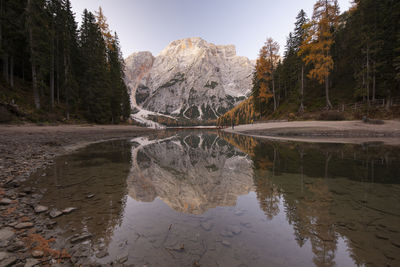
{"left": 79, "top": 10, "right": 111, "bottom": 123}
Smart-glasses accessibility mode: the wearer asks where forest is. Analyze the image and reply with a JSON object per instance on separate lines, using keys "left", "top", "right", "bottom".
{"left": 218, "top": 0, "right": 400, "bottom": 126}
{"left": 0, "top": 0, "right": 130, "bottom": 124}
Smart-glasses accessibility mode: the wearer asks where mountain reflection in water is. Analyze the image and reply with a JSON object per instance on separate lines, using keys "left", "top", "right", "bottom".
{"left": 127, "top": 134, "right": 254, "bottom": 214}
{"left": 25, "top": 131, "right": 400, "bottom": 266}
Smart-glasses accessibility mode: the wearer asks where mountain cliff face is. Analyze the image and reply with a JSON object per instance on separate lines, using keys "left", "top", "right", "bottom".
{"left": 125, "top": 37, "right": 254, "bottom": 123}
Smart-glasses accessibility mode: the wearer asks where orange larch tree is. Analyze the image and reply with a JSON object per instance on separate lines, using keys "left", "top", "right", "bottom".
{"left": 95, "top": 7, "right": 114, "bottom": 51}
{"left": 254, "top": 37, "right": 279, "bottom": 114}
{"left": 299, "top": 0, "right": 339, "bottom": 109}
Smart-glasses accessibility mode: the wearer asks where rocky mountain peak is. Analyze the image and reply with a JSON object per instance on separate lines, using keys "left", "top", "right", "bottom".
{"left": 124, "top": 37, "right": 254, "bottom": 125}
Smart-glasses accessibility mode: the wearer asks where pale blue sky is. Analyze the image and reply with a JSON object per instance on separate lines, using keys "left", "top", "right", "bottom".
{"left": 71, "top": 0, "right": 351, "bottom": 59}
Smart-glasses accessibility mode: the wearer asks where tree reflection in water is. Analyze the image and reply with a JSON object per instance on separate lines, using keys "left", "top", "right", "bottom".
{"left": 219, "top": 131, "right": 400, "bottom": 266}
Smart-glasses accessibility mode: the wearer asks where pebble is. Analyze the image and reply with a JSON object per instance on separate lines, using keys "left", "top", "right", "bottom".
{"left": 222, "top": 240, "right": 231, "bottom": 247}
{"left": 86, "top": 194, "right": 95, "bottom": 199}
{"left": 1, "top": 255, "right": 17, "bottom": 266}
{"left": 220, "top": 230, "right": 234, "bottom": 238}
{"left": 24, "top": 258, "right": 39, "bottom": 267}
{"left": 62, "top": 207, "right": 77, "bottom": 214}
{"left": 31, "top": 250, "right": 44, "bottom": 258}
{"left": 392, "top": 240, "right": 400, "bottom": 248}
{"left": 7, "top": 241, "right": 25, "bottom": 252}
{"left": 117, "top": 254, "right": 129, "bottom": 263}
{"left": 229, "top": 226, "right": 241, "bottom": 235}
{"left": 0, "top": 228, "right": 15, "bottom": 240}
{"left": 95, "top": 250, "right": 109, "bottom": 258}
{"left": 70, "top": 233, "right": 92, "bottom": 244}
{"left": 0, "top": 198, "right": 12, "bottom": 205}
{"left": 375, "top": 233, "right": 389, "bottom": 240}
{"left": 0, "top": 251, "right": 9, "bottom": 261}
{"left": 234, "top": 210, "right": 244, "bottom": 216}
{"left": 49, "top": 209, "right": 63, "bottom": 218}
{"left": 200, "top": 221, "right": 213, "bottom": 231}
{"left": 14, "top": 222, "right": 34, "bottom": 229}
{"left": 34, "top": 205, "right": 48, "bottom": 213}
{"left": 45, "top": 220, "right": 57, "bottom": 229}
{"left": 240, "top": 222, "right": 252, "bottom": 229}
{"left": 22, "top": 187, "right": 32, "bottom": 194}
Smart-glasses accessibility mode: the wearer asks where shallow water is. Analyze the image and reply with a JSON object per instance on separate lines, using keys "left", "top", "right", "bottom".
{"left": 27, "top": 131, "right": 400, "bottom": 266}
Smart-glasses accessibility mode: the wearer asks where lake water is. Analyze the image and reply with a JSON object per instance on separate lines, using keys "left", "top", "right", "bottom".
{"left": 27, "top": 130, "right": 400, "bottom": 266}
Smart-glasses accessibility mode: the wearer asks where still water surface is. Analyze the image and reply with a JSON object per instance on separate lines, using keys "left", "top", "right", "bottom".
{"left": 27, "top": 131, "right": 400, "bottom": 266}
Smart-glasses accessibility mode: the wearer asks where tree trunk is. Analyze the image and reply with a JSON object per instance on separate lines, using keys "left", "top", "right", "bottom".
{"left": 0, "top": 0, "right": 2, "bottom": 81}
{"left": 366, "top": 45, "right": 370, "bottom": 104}
{"left": 31, "top": 62, "right": 40, "bottom": 109}
{"left": 22, "top": 59, "right": 25, "bottom": 81}
{"left": 372, "top": 62, "right": 376, "bottom": 101}
{"left": 64, "top": 53, "right": 69, "bottom": 119}
{"left": 3, "top": 53, "right": 8, "bottom": 83}
{"left": 56, "top": 38, "right": 59, "bottom": 104}
{"left": 272, "top": 76, "right": 276, "bottom": 111}
{"left": 27, "top": 0, "right": 40, "bottom": 109}
{"left": 277, "top": 71, "right": 281, "bottom": 108}
{"left": 0, "top": 0, "right": 2, "bottom": 46}
{"left": 9, "top": 55, "right": 13, "bottom": 87}
{"left": 386, "top": 93, "right": 391, "bottom": 111}
{"left": 325, "top": 74, "right": 332, "bottom": 109}
{"left": 299, "top": 65, "right": 304, "bottom": 112}
{"left": 50, "top": 41, "right": 55, "bottom": 109}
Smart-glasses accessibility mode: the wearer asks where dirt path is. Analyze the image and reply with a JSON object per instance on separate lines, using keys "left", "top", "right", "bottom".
{"left": 224, "top": 120, "right": 400, "bottom": 145}
{"left": 0, "top": 124, "right": 154, "bottom": 266}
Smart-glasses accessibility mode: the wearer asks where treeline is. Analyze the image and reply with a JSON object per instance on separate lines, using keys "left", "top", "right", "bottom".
{"left": 219, "top": 0, "right": 400, "bottom": 124}
{"left": 217, "top": 96, "right": 255, "bottom": 126}
{"left": 0, "top": 0, "right": 130, "bottom": 123}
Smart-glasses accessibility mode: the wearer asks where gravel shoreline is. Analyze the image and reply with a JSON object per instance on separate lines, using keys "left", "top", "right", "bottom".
{"left": 224, "top": 120, "right": 400, "bottom": 145}
{"left": 0, "top": 124, "right": 154, "bottom": 266}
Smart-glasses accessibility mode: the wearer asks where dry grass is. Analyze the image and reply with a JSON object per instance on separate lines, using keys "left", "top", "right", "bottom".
{"left": 25, "top": 233, "right": 71, "bottom": 263}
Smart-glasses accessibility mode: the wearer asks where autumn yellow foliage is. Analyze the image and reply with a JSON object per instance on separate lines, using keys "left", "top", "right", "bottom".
{"left": 96, "top": 7, "right": 115, "bottom": 51}
{"left": 217, "top": 96, "right": 257, "bottom": 126}
{"left": 298, "top": 0, "right": 339, "bottom": 108}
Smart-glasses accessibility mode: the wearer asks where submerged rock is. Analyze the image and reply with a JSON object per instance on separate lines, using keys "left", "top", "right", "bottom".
{"left": 70, "top": 233, "right": 92, "bottom": 244}
{"left": 34, "top": 205, "right": 48, "bottom": 213}
{"left": 49, "top": 209, "right": 63, "bottom": 218}
{"left": 229, "top": 225, "right": 241, "bottom": 235}
{"left": 220, "top": 230, "right": 234, "bottom": 238}
{"left": 95, "top": 250, "right": 109, "bottom": 258}
{"left": 62, "top": 207, "right": 77, "bottom": 214}
{"left": 222, "top": 240, "right": 231, "bottom": 247}
{"left": 200, "top": 221, "right": 213, "bottom": 231}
